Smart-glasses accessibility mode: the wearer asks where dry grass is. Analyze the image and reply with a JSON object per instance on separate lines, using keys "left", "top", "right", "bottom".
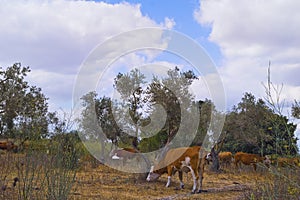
{"left": 1, "top": 152, "right": 299, "bottom": 200}
{"left": 69, "top": 163, "right": 269, "bottom": 200}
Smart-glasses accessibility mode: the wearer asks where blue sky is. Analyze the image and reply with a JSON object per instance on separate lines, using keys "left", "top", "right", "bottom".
{"left": 0, "top": 0, "right": 300, "bottom": 146}
{"left": 101, "top": 0, "right": 222, "bottom": 64}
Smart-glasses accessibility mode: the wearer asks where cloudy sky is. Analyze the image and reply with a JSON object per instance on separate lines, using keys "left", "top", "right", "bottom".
{"left": 1, "top": 0, "right": 300, "bottom": 142}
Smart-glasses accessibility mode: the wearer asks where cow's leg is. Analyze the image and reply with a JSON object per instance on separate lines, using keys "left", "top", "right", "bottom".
{"left": 166, "top": 176, "right": 171, "bottom": 187}
{"left": 178, "top": 171, "right": 184, "bottom": 189}
{"left": 122, "top": 157, "right": 127, "bottom": 166}
{"left": 166, "top": 166, "right": 172, "bottom": 187}
{"left": 198, "top": 168, "right": 204, "bottom": 193}
{"left": 234, "top": 160, "right": 238, "bottom": 169}
{"left": 197, "top": 160, "right": 205, "bottom": 193}
{"left": 186, "top": 166, "right": 197, "bottom": 193}
{"left": 179, "top": 172, "right": 184, "bottom": 189}
{"left": 235, "top": 160, "right": 241, "bottom": 172}
{"left": 252, "top": 163, "right": 257, "bottom": 171}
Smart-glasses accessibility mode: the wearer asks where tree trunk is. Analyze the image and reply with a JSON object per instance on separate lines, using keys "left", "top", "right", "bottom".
{"left": 210, "top": 147, "right": 220, "bottom": 172}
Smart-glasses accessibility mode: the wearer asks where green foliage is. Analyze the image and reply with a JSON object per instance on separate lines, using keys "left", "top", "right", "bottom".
{"left": 222, "top": 92, "right": 298, "bottom": 155}
{"left": 79, "top": 67, "right": 199, "bottom": 153}
{"left": 95, "top": 96, "right": 121, "bottom": 144}
{"left": 79, "top": 68, "right": 299, "bottom": 157}
{"left": 0, "top": 63, "right": 50, "bottom": 140}
{"left": 292, "top": 100, "right": 300, "bottom": 119}
{"left": 139, "top": 131, "right": 168, "bottom": 153}
{"left": 147, "top": 67, "right": 198, "bottom": 146}
{"left": 114, "top": 69, "right": 147, "bottom": 148}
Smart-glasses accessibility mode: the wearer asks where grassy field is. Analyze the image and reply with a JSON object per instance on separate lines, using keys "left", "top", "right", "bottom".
{"left": 70, "top": 161, "right": 275, "bottom": 200}
{"left": 1, "top": 150, "right": 299, "bottom": 200}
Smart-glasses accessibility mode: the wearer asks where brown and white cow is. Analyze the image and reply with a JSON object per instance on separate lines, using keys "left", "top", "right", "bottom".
{"left": 234, "top": 152, "right": 270, "bottom": 171}
{"left": 111, "top": 147, "right": 139, "bottom": 165}
{"left": 146, "top": 146, "right": 208, "bottom": 193}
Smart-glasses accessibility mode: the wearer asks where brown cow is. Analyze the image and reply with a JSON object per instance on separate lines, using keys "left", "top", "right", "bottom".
{"left": 218, "top": 152, "right": 233, "bottom": 168}
{"left": 0, "top": 140, "right": 18, "bottom": 152}
{"left": 234, "top": 152, "right": 270, "bottom": 171}
{"left": 276, "top": 157, "right": 300, "bottom": 168}
{"left": 111, "top": 148, "right": 139, "bottom": 165}
{"left": 146, "top": 146, "right": 208, "bottom": 193}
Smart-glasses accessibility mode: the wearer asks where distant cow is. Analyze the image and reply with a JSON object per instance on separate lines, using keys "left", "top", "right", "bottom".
{"left": 111, "top": 148, "right": 139, "bottom": 165}
{"left": 0, "top": 140, "right": 18, "bottom": 152}
{"left": 146, "top": 146, "right": 208, "bottom": 193}
{"left": 218, "top": 152, "right": 233, "bottom": 168}
{"left": 276, "top": 157, "right": 300, "bottom": 168}
{"left": 234, "top": 152, "right": 270, "bottom": 171}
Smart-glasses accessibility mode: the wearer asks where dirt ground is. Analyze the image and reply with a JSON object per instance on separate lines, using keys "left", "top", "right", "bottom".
{"left": 70, "top": 163, "right": 267, "bottom": 200}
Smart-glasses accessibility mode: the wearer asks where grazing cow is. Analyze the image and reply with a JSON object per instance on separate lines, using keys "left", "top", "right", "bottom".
{"left": 111, "top": 148, "right": 139, "bottom": 165}
{"left": 218, "top": 152, "right": 233, "bottom": 168}
{"left": 276, "top": 157, "right": 300, "bottom": 168}
{"left": 0, "top": 140, "right": 18, "bottom": 152}
{"left": 234, "top": 152, "right": 270, "bottom": 171}
{"left": 146, "top": 146, "right": 208, "bottom": 193}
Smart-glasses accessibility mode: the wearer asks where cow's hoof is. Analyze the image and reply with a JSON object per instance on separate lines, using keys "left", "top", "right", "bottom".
{"left": 197, "top": 189, "right": 208, "bottom": 193}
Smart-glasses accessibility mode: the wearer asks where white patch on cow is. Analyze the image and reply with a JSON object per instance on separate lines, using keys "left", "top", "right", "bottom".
{"left": 206, "top": 153, "right": 212, "bottom": 161}
{"left": 166, "top": 176, "right": 171, "bottom": 187}
{"left": 263, "top": 155, "right": 271, "bottom": 167}
{"left": 181, "top": 156, "right": 191, "bottom": 168}
{"left": 186, "top": 166, "right": 197, "bottom": 192}
{"left": 112, "top": 153, "right": 120, "bottom": 160}
{"left": 149, "top": 166, "right": 154, "bottom": 173}
{"left": 185, "top": 156, "right": 191, "bottom": 165}
{"left": 146, "top": 166, "right": 161, "bottom": 181}
{"left": 146, "top": 166, "right": 154, "bottom": 181}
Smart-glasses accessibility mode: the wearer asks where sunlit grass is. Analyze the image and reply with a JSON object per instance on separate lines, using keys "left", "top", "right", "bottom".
{"left": 1, "top": 150, "right": 299, "bottom": 200}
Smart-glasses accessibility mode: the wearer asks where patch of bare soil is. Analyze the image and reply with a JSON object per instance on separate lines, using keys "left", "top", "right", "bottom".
{"left": 70, "top": 164, "right": 266, "bottom": 200}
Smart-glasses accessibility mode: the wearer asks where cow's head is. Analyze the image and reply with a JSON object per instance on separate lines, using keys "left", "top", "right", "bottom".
{"left": 263, "top": 155, "right": 271, "bottom": 167}
{"left": 205, "top": 153, "right": 212, "bottom": 164}
{"left": 146, "top": 166, "right": 161, "bottom": 181}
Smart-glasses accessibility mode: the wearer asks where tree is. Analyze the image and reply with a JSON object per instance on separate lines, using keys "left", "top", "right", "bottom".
{"left": 80, "top": 67, "right": 199, "bottom": 154}
{"left": 147, "top": 67, "right": 198, "bottom": 147}
{"left": 95, "top": 96, "right": 122, "bottom": 145}
{"left": 0, "top": 63, "right": 30, "bottom": 137}
{"left": 222, "top": 93, "right": 298, "bottom": 156}
{"left": 113, "top": 68, "right": 147, "bottom": 149}
{"left": 80, "top": 92, "right": 108, "bottom": 141}
{"left": 17, "top": 86, "right": 49, "bottom": 140}
{"left": 192, "top": 99, "right": 212, "bottom": 146}
{"left": 0, "top": 63, "right": 49, "bottom": 140}
{"left": 193, "top": 99, "right": 226, "bottom": 172}
{"left": 262, "top": 62, "right": 298, "bottom": 155}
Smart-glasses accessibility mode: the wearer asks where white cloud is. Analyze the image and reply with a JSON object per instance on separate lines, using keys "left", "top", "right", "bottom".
{"left": 194, "top": 0, "right": 300, "bottom": 109}
{"left": 0, "top": 0, "right": 171, "bottom": 111}
{"left": 27, "top": 69, "right": 75, "bottom": 111}
{"left": 195, "top": 0, "right": 300, "bottom": 148}
{"left": 163, "top": 17, "right": 176, "bottom": 29}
